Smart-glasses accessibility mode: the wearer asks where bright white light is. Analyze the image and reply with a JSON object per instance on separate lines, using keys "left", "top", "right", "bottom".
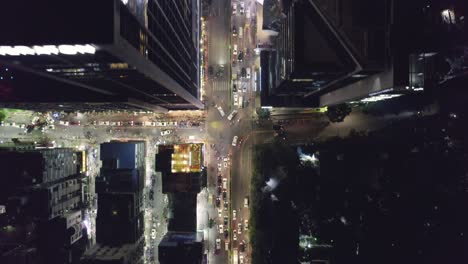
{"left": 34, "top": 45, "right": 59, "bottom": 55}
{"left": 360, "top": 94, "right": 402, "bottom": 103}
{"left": 441, "top": 9, "right": 456, "bottom": 24}
{"left": 0, "top": 44, "right": 96, "bottom": 56}
{"left": 15, "top": 46, "right": 35, "bottom": 55}
{"left": 59, "top": 45, "right": 78, "bottom": 55}
{"left": 121, "top": 0, "right": 128, "bottom": 4}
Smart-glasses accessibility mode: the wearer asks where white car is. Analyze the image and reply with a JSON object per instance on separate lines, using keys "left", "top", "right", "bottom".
{"left": 244, "top": 197, "right": 249, "bottom": 208}
{"left": 246, "top": 7, "right": 250, "bottom": 19}
{"left": 217, "top": 106, "right": 225, "bottom": 117}
{"left": 246, "top": 67, "right": 251, "bottom": 79}
{"left": 219, "top": 224, "right": 224, "bottom": 233}
{"left": 161, "top": 130, "right": 172, "bottom": 136}
{"left": 233, "top": 44, "right": 238, "bottom": 56}
{"left": 224, "top": 161, "right": 228, "bottom": 168}
{"left": 59, "top": 120, "right": 69, "bottom": 126}
{"left": 232, "top": 136, "right": 238, "bottom": 146}
{"left": 225, "top": 241, "right": 230, "bottom": 251}
{"left": 233, "top": 210, "right": 237, "bottom": 221}
{"left": 240, "top": 2, "right": 245, "bottom": 14}
{"left": 223, "top": 178, "right": 227, "bottom": 189}
{"left": 232, "top": 3, "right": 237, "bottom": 15}
{"left": 244, "top": 219, "right": 249, "bottom": 230}
{"left": 233, "top": 233, "right": 237, "bottom": 241}
{"left": 227, "top": 110, "right": 238, "bottom": 121}
{"left": 240, "top": 255, "right": 245, "bottom": 264}
{"left": 218, "top": 209, "right": 222, "bottom": 218}
{"left": 151, "top": 229, "right": 156, "bottom": 240}
{"left": 216, "top": 238, "right": 221, "bottom": 250}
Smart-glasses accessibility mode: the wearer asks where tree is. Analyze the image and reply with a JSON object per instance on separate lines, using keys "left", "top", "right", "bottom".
{"left": 0, "top": 110, "right": 6, "bottom": 123}
{"left": 326, "top": 104, "right": 352, "bottom": 123}
{"left": 256, "top": 108, "right": 271, "bottom": 120}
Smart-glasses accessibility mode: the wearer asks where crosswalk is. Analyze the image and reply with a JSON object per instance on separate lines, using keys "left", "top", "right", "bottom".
{"left": 211, "top": 80, "right": 230, "bottom": 92}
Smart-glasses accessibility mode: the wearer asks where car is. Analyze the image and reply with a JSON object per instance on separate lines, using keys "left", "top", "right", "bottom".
{"left": 59, "top": 120, "right": 69, "bottom": 126}
{"left": 233, "top": 233, "right": 237, "bottom": 241}
{"left": 232, "top": 26, "right": 237, "bottom": 36}
{"left": 216, "top": 198, "right": 221, "bottom": 208}
{"left": 223, "top": 157, "right": 230, "bottom": 162}
{"left": 238, "top": 223, "right": 242, "bottom": 234}
{"left": 227, "top": 110, "right": 238, "bottom": 121}
{"left": 224, "top": 229, "right": 229, "bottom": 239}
{"left": 239, "top": 26, "right": 243, "bottom": 39}
{"left": 244, "top": 219, "right": 249, "bottom": 230}
{"left": 232, "top": 136, "right": 239, "bottom": 146}
{"left": 239, "top": 241, "right": 246, "bottom": 252}
{"left": 218, "top": 209, "right": 222, "bottom": 218}
{"left": 223, "top": 178, "right": 228, "bottom": 189}
{"left": 161, "top": 130, "right": 172, "bottom": 136}
{"left": 208, "top": 65, "right": 214, "bottom": 76}
{"left": 241, "top": 67, "right": 246, "bottom": 78}
{"left": 233, "top": 83, "right": 237, "bottom": 92}
{"left": 217, "top": 162, "right": 222, "bottom": 171}
{"left": 232, "top": 3, "right": 237, "bottom": 15}
{"left": 222, "top": 191, "right": 227, "bottom": 200}
{"left": 233, "top": 210, "right": 237, "bottom": 221}
{"left": 225, "top": 241, "right": 230, "bottom": 251}
{"left": 244, "top": 197, "right": 249, "bottom": 208}
{"left": 128, "top": 121, "right": 134, "bottom": 126}
{"left": 218, "top": 175, "right": 222, "bottom": 186}
{"left": 224, "top": 161, "right": 228, "bottom": 168}
{"left": 240, "top": 255, "right": 244, "bottom": 264}
{"left": 246, "top": 7, "right": 250, "bottom": 18}
{"left": 151, "top": 229, "right": 156, "bottom": 240}
{"left": 224, "top": 200, "right": 229, "bottom": 210}
{"left": 219, "top": 224, "right": 224, "bottom": 233}
{"left": 216, "top": 238, "right": 221, "bottom": 251}
{"left": 70, "top": 121, "right": 81, "bottom": 126}
{"left": 233, "top": 44, "right": 238, "bottom": 56}
{"left": 217, "top": 186, "right": 222, "bottom": 195}
{"left": 240, "top": 1, "right": 245, "bottom": 14}
{"left": 246, "top": 67, "right": 251, "bottom": 79}
{"left": 217, "top": 105, "right": 225, "bottom": 117}
{"left": 238, "top": 51, "right": 243, "bottom": 62}
{"left": 224, "top": 216, "right": 228, "bottom": 225}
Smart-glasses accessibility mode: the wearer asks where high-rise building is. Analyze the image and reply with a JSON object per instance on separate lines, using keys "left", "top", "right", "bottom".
{"left": 0, "top": 148, "right": 83, "bottom": 219}
{"left": 0, "top": 0, "right": 203, "bottom": 111}
{"left": 158, "top": 231, "right": 203, "bottom": 264}
{"left": 260, "top": 0, "right": 467, "bottom": 107}
{"left": 0, "top": 148, "right": 85, "bottom": 264}
{"left": 82, "top": 141, "right": 146, "bottom": 263}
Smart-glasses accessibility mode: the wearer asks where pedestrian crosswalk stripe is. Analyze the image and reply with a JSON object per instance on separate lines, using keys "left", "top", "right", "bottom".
{"left": 212, "top": 80, "right": 229, "bottom": 92}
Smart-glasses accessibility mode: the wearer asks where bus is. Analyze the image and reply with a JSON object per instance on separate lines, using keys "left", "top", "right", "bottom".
{"left": 233, "top": 249, "right": 238, "bottom": 264}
